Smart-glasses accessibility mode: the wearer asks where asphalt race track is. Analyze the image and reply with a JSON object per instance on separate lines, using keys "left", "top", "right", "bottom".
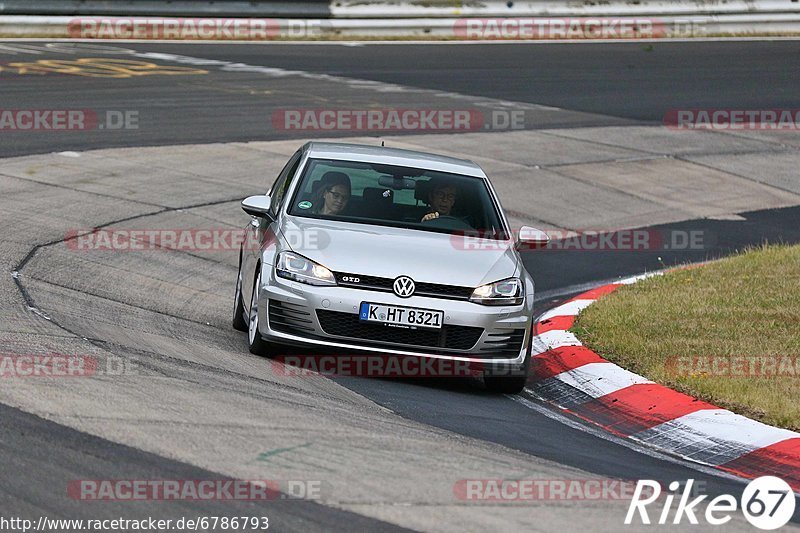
{"left": 2, "top": 39, "right": 800, "bottom": 157}
{"left": 1, "top": 40, "right": 799, "bottom": 531}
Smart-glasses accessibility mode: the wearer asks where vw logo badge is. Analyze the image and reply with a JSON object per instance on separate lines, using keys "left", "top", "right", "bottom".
{"left": 393, "top": 276, "right": 415, "bottom": 298}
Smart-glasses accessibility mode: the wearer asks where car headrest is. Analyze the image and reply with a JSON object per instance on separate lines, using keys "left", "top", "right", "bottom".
{"left": 414, "top": 180, "right": 433, "bottom": 203}
{"left": 319, "top": 171, "right": 350, "bottom": 188}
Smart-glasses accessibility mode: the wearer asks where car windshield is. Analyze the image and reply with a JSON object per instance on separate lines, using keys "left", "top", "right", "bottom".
{"left": 287, "top": 158, "right": 507, "bottom": 239}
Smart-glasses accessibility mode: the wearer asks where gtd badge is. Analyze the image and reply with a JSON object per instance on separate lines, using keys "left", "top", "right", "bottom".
{"left": 393, "top": 276, "right": 415, "bottom": 298}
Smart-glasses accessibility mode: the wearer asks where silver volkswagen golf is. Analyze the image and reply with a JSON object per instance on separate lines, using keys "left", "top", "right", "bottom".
{"left": 232, "top": 142, "right": 549, "bottom": 393}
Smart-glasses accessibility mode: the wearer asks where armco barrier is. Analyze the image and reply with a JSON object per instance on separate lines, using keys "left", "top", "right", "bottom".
{"left": 331, "top": 0, "right": 800, "bottom": 18}
{"left": 2, "top": 13, "right": 800, "bottom": 38}
{"left": 2, "top": 0, "right": 798, "bottom": 18}
{"left": 0, "top": 1, "right": 331, "bottom": 18}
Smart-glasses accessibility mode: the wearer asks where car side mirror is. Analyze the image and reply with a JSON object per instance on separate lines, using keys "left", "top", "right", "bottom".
{"left": 241, "top": 195, "right": 273, "bottom": 218}
{"left": 516, "top": 226, "right": 550, "bottom": 250}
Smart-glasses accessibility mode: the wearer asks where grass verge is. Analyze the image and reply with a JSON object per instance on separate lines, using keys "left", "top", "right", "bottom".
{"left": 572, "top": 243, "right": 800, "bottom": 430}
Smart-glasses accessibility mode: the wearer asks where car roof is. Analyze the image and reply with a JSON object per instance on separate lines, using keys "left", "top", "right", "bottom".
{"left": 303, "top": 142, "right": 486, "bottom": 178}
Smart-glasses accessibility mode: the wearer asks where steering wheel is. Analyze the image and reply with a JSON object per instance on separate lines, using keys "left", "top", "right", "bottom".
{"left": 420, "top": 215, "right": 474, "bottom": 231}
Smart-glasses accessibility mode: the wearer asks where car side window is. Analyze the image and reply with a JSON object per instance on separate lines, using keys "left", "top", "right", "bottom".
{"left": 269, "top": 152, "right": 302, "bottom": 216}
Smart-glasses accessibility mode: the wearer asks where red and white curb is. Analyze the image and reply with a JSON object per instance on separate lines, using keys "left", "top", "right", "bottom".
{"left": 530, "top": 273, "right": 800, "bottom": 492}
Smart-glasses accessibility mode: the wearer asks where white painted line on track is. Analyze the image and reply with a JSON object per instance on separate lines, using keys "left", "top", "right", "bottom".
{"left": 123, "top": 49, "right": 568, "bottom": 113}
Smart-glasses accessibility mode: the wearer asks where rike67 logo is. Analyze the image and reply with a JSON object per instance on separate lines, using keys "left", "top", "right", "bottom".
{"left": 626, "top": 477, "right": 795, "bottom": 530}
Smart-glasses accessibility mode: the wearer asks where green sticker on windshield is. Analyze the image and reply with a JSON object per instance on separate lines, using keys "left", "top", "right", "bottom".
{"left": 298, "top": 201, "right": 312, "bottom": 209}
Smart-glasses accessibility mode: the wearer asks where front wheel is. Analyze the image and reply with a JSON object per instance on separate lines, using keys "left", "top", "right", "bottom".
{"left": 232, "top": 257, "right": 248, "bottom": 332}
{"left": 484, "top": 374, "right": 528, "bottom": 394}
{"left": 247, "top": 270, "right": 275, "bottom": 357}
{"left": 484, "top": 347, "right": 530, "bottom": 394}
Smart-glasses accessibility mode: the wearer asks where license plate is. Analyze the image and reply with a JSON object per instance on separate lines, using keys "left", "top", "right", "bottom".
{"left": 359, "top": 302, "right": 443, "bottom": 330}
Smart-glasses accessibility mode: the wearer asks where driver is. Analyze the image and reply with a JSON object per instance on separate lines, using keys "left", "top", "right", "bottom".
{"left": 421, "top": 179, "right": 458, "bottom": 222}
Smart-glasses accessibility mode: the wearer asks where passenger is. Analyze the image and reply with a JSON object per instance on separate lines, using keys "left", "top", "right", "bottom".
{"left": 312, "top": 172, "right": 351, "bottom": 216}
{"left": 421, "top": 178, "right": 458, "bottom": 222}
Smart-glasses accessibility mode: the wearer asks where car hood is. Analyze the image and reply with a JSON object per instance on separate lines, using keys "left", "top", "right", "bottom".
{"left": 281, "top": 217, "right": 518, "bottom": 288}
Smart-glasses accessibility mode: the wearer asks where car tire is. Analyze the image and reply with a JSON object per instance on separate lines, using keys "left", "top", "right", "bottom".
{"left": 232, "top": 254, "right": 248, "bottom": 332}
{"left": 247, "top": 269, "right": 275, "bottom": 357}
{"left": 484, "top": 374, "right": 528, "bottom": 394}
{"left": 484, "top": 339, "right": 531, "bottom": 394}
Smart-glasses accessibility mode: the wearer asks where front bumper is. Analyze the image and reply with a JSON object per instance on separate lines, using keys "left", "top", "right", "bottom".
{"left": 256, "top": 265, "right": 533, "bottom": 366}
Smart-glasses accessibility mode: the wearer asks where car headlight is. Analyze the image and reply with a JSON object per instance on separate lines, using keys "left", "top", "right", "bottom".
{"left": 276, "top": 252, "right": 336, "bottom": 286}
{"left": 470, "top": 278, "right": 523, "bottom": 305}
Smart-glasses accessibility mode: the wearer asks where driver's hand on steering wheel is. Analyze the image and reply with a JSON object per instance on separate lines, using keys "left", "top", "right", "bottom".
{"left": 421, "top": 211, "right": 440, "bottom": 222}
